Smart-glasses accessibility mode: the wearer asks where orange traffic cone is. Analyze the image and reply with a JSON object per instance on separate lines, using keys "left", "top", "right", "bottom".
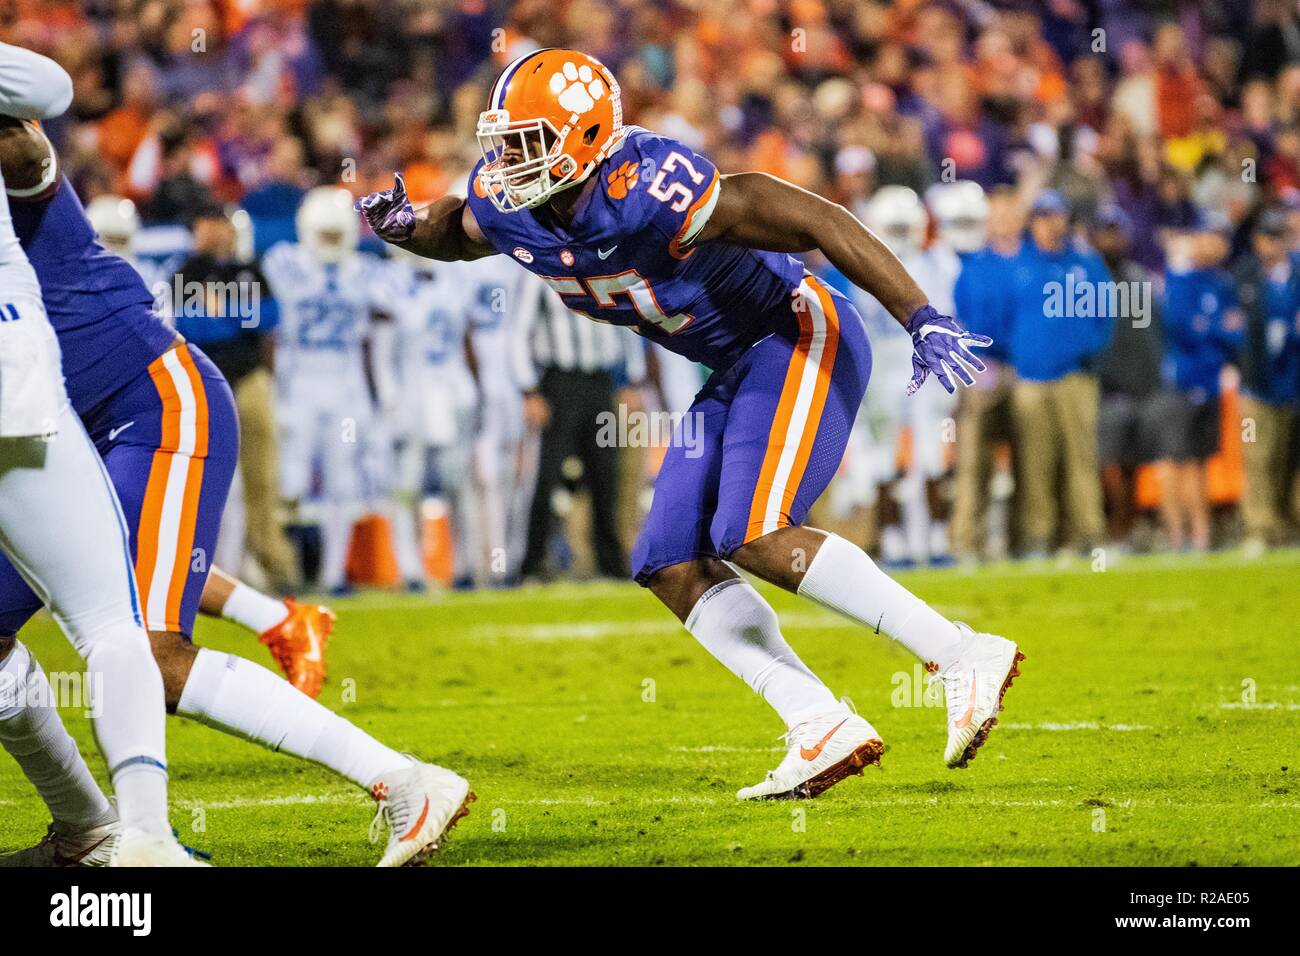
{"left": 344, "top": 513, "right": 401, "bottom": 588}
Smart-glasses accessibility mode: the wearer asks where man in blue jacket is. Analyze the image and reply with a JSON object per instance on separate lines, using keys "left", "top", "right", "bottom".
{"left": 1159, "top": 214, "right": 1244, "bottom": 552}
{"left": 1003, "top": 190, "right": 1115, "bottom": 555}
{"left": 949, "top": 185, "right": 1020, "bottom": 562}
{"left": 1233, "top": 208, "right": 1300, "bottom": 553}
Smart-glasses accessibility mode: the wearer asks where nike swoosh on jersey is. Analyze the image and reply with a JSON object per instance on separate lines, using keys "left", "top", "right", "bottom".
{"left": 597, "top": 246, "right": 617, "bottom": 259}
{"left": 108, "top": 421, "right": 136, "bottom": 441}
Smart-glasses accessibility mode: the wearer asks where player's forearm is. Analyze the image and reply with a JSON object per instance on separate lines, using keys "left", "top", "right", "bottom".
{"left": 398, "top": 197, "right": 483, "bottom": 261}
{"left": 708, "top": 173, "right": 927, "bottom": 324}
{"left": 0, "top": 42, "right": 73, "bottom": 119}
{"left": 810, "top": 200, "right": 930, "bottom": 324}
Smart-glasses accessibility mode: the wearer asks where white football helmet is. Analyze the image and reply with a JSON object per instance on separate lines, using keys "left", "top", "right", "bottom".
{"left": 296, "top": 186, "right": 359, "bottom": 263}
{"left": 86, "top": 195, "right": 140, "bottom": 258}
{"left": 926, "top": 180, "right": 989, "bottom": 253}
{"left": 863, "top": 186, "right": 927, "bottom": 256}
{"left": 230, "top": 207, "right": 256, "bottom": 264}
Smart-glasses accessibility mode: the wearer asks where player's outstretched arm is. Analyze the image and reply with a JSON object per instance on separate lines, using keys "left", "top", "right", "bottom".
{"left": 698, "top": 172, "right": 992, "bottom": 393}
{"left": 355, "top": 173, "right": 496, "bottom": 261}
{"left": 700, "top": 172, "right": 930, "bottom": 321}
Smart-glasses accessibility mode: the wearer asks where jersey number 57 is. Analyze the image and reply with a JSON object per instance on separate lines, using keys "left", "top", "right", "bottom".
{"left": 544, "top": 271, "right": 693, "bottom": 334}
{"left": 646, "top": 152, "right": 706, "bottom": 212}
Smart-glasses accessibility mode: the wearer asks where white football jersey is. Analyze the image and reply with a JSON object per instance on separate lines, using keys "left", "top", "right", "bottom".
{"left": 380, "top": 258, "right": 477, "bottom": 444}
{"left": 262, "top": 243, "right": 385, "bottom": 382}
{"left": 856, "top": 241, "right": 962, "bottom": 482}
{"left": 854, "top": 244, "right": 961, "bottom": 342}
{"left": 460, "top": 256, "right": 521, "bottom": 397}
{"left": 0, "top": 163, "right": 64, "bottom": 438}
{"left": 458, "top": 256, "right": 527, "bottom": 447}
{"left": 0, "top": 164, "right": 40, "bottom": 302}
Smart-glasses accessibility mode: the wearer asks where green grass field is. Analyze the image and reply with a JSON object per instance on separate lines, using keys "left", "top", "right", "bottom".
{"left": 3, "top": 549, "right": 1298, "bottom": 866}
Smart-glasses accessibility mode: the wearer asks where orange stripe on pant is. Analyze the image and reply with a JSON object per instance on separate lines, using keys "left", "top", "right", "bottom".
{"left": 743, "top": 278, "right": 842, "bottom": 544}
{"left": 135, "top": 345, "right": 210, "bottom": 633}
{"left": 135, "top": 356, "right": 180, "bottom": 626}
{"left": 162, "top": 347, "right": 209, "bottom": 627}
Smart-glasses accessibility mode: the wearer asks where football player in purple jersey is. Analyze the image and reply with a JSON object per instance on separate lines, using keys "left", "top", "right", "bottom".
{"left": 0, "top": 78, "right": 471, "bottom": 866}
{"left": 359, "top": 48, "right": 1023, "bottom": 799}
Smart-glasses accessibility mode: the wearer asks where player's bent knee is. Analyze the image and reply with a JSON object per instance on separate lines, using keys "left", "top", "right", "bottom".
{"left": 707, "top": 514, "right": 752, "bottom": 566}
{"left": 730, "top": 525, "right": 827, "bottom": 592}
{"left": 648, "top": 558, "right": 737, "bottom": 623}
{"left": 728, "top": 528, "right": 788, "bottom": 572}
{"left": 147, "top": 630, "right": 199, "bottom": 711}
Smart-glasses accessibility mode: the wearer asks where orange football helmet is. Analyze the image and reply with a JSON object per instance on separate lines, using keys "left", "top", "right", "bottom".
{"left": 476, "top": 48, "right": 623, "bottom": 212}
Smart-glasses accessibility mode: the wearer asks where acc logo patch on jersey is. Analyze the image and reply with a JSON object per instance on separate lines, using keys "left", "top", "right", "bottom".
{"left": 560, "top": 249, "right": 575, "bottom": 267}
{"left": 606, "top": 160, "right": 639, "bottom": 200}
{"left": 513, "top": 246, "right": 535, "bottom": 264}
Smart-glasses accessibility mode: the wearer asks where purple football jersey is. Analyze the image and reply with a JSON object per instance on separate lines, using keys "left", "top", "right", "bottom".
{"left": 11, "top": 177, "right": 176, "bottom": 414}
{"left": 468, "top": 127, "right": 806, "bottom": 371}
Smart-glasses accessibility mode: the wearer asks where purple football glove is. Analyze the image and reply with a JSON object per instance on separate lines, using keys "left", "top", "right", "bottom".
{"left": 905, "top": 304, "right": 993, "bottom": 395}
{"left": 355, "top": 172, "right": 416, "bottom": 243}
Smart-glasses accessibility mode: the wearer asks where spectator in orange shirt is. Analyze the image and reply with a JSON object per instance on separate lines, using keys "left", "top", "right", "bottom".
{"left": 97, "top": 63, "right": 157, "bottom": 178}
{"left": 1155, "top": 23, "right": 1199, "bottom": 139}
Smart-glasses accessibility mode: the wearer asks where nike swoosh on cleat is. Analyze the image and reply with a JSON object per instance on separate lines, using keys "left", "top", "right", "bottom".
{"left": 53, "top": 833, "right": 111, "bottom": 867}
{"left": 874, "top": 613, "right": 884, "bottom": 635}
{"left": 597, "top": 246, "right": 617, "bottom": 259}
{"left": 303, "top": 626, "right": 322, "bottom": 663}
{"left": 800, "top": 718, "right": 849, "bottom": 761}
{"left": 954, "top": 675, "right": 978, "bottom": 729}
{"left": 400, "top": 798, "right": 431, "bottom": 841}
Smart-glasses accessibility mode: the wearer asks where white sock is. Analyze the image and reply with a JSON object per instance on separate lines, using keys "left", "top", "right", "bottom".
{"left": 685, "top": 577, "right": 839, "bottom": 727}
{"left": 321, "top": 503, "right": 360, "bottom": 590}
{"left": 176, "top": 648, "right": 413, "bottom": 787}
{"left": 111, "top": 764, "right": 171, "bottom": 837}
{"left": 881, "top": 525, "right": 908, "bottom": 564}
{"left": 81, "top": 632, "right": 172, "bottom": 837}
{"left": 221, "top": 581, "right": 288, "bottom": 634}
{"left": 798, "top": 533, "right": 962, "bottom": 670}
{"left": 0, "top": 642, "right": 114, "bottom": 830}
{"left": 389, "top": 500, "right": 426, "bottom": 584}
{"left": 929, "top": 520, "right": 951, "bottom": 559}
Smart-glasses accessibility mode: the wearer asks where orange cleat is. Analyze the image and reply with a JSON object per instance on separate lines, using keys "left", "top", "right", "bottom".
{"left": 258, "top": 598, "right": 334, "bottom": 698}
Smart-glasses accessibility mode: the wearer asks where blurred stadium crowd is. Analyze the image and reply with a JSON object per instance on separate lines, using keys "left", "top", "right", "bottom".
{"left": 8, "top": 0, "right": 1300, "bottom": 589}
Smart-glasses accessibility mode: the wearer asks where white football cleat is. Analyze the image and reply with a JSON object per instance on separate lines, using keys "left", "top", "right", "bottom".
{"left": 737, "top": 704, "right": 884, "bottom": 800}
{"left": 0, "top": 816, "right": 118, "bottom": 867}
{"left": 933, "top": 624, "right": 1024, "bottom": 769}
{"left": 110, "top": 829, "right": 209, "bottom": 867}
{"left": 369, "top": 761, "right": 474, "bottom": 867}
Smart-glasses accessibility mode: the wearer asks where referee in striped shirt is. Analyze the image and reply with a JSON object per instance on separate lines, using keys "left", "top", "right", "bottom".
{"left": 512, "top": 272, "right": 647, "bottom": 580}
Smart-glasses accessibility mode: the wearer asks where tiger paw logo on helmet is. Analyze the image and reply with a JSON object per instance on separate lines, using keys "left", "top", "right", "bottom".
{"left": 475, "top": 49, "right": 623, "bottom": 213}
{"left": 606, "top": 160, "right": 639, "bottom": 200}
{"left": 550, "top": 61, "right": 604, "bottom": 115}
